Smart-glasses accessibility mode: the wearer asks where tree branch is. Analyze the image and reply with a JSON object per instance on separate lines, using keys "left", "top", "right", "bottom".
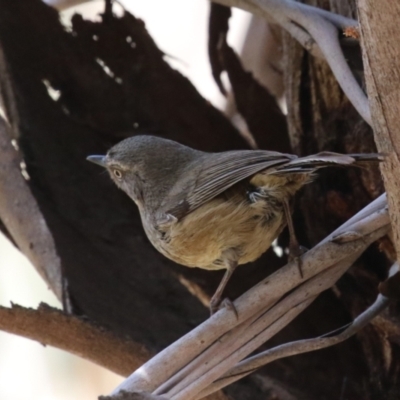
{"left": 0, "top": 303, "right": 149, "bottom": 376}
{"left": 211, "top": 0, "right": 371, "bottom": 124}
{"left": 0, "top": 302, "right": 230, "bottom": 400}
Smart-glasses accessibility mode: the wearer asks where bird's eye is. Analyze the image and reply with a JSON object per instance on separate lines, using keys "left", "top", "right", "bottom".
{"left": 113, "top": 169, "right": 123, "bottom": 179}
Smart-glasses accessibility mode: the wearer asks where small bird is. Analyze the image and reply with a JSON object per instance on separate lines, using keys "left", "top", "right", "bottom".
{"left": 87, "top": 135, "right": 381, "bottom": 315}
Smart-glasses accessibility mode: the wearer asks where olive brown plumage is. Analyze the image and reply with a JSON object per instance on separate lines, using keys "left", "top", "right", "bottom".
{"left": 87, "top": 135, "right": 382, "bottom": 315}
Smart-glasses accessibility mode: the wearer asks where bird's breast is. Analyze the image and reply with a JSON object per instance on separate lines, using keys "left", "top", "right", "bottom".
{"left": 141, "top": 187, "right": 286, "bottom": 270}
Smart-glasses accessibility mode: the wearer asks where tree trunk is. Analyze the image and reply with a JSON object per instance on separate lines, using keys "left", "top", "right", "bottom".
{"left": 358, "top": 0, "right": 400, "bottom": 263}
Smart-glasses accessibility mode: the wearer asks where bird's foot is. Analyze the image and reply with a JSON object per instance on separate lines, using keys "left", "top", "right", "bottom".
{"left": 209, "top": 297, "right": 238, "bottom": 319}
{"left": 209, "top": 295, "right": 221, "bottom": 316}
{"left": 288, "top": 244, "right": 308, "bottom": 279}
{"left": 247, "top": 187, "right": 267, "bottom": 203}
{"left": 221, "top": 298, "right": 239, "bottom": 319}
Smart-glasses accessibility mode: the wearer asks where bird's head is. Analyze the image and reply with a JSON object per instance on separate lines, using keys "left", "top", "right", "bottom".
{"left": 87, "top": 135, "right": 198, "bottom": 207}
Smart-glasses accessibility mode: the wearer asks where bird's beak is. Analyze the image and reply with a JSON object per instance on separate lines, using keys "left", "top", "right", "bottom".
{"left": 86, "top": 155, "right": 107, "bottom": 167}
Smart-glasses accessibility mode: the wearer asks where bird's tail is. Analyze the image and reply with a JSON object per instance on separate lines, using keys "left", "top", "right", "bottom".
{"left": 272, "top": 152, "right": 384, "bottom": 175}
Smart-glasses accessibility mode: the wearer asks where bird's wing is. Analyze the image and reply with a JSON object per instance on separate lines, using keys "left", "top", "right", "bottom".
{"left": 160, "top": 150, "right": 295, "bottom": 221}
{"left": 271, "top": 151, "right": 383, "bottom": 174}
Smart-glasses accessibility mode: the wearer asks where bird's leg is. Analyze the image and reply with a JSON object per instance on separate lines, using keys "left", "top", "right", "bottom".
{"left": 282, "top": 199, "right": 306, "bottom": 278}
{"left": 209, "top": 260, "right": 238, "bottom": 317}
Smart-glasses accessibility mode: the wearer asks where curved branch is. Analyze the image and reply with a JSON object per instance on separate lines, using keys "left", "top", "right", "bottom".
{"left": 212, "top": 0, "right": 322, "bottom": 57}
{"left": 212, "top": 0, "right": 371, "bottom": 124}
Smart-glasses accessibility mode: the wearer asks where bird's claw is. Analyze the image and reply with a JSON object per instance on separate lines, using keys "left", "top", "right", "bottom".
{"left": 209, "top": 297, "right": 238, "bottom": 319}
{"left": 221, "top": 298, "right": 239, "bottom": 319}
{"left": 288, "top": 244, "right": 308, "bottom": 279}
